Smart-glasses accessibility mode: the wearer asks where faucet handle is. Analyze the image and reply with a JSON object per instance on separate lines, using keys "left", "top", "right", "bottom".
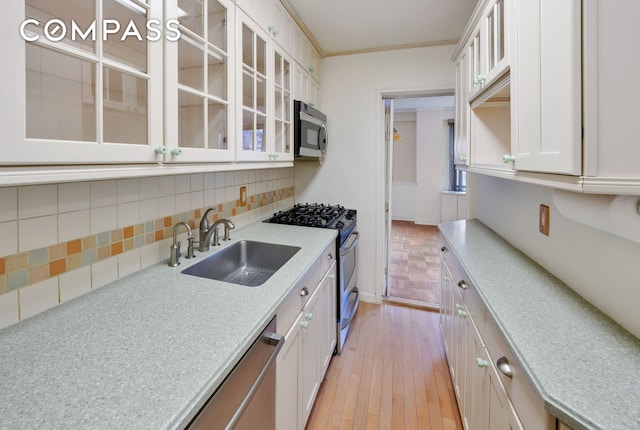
{"left": 213, "top": 226, "right": 221, "bottom": 246}
{"left": 224, "top": 220, "right": 235, "bottom": 241}
{"left": 169, "top": 242, "right": 181, "bottom": 267}
{"left": 186, "top": 237, "right": 196, "bottom": 259}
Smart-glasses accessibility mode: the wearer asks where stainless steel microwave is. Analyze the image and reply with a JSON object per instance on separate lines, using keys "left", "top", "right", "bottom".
{"left": 294, "top": 100, "right": 327, "bottom": 158}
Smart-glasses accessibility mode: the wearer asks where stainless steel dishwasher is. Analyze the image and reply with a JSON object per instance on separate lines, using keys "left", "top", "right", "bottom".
{"left": 188, "top": 317, "right": 284, "bottom": 430}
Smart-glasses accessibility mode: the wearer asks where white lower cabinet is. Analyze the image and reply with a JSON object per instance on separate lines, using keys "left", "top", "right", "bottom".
{"left": 301, "top": 282, "right": 321, "bottom": 423}
{"left": 276, "top": 243, "right": 336, "bottom": 430}
{"left": 441, "top": 242, "right": 553, "bottom": 430}
{"left": 276, "top": 311, "right": 304, "bottom": 430}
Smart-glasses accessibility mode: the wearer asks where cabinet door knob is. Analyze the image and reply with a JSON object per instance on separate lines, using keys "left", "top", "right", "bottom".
{"left": 503, "top": 154, "right": 516, "bottom": 164}
{"left": 476, "top": 358, "right": 490, "bottom": 368}
{"left": 327, "top": 253, "right": 333, "bottom": 260}
{"left": 440, "top": 246, "right": 448, "bottom": 253}
{"left": 496, "top": 356, "right": 514, "bottom": 378}
{"left": 154, "top": 146, "right": 167, "bottom": 155}
{"left": 305, "top": 312, "right": 314, "bottom": 320}
{"left": 300, "top": 287, "right": 309, "bottom": 297}
{"left": 301, "top": 320, "right": 309, "bottom": 329}
{"left": 473, "top": 74, "right": 486, "bottom": 85}
{"left": 457, "top": 280, "right": 468, "bottom": 290}
{"left": 456, "top": 308, "right": 468, "bottom": 317}
{"left": 171, "top": 148, "right": 183, "bottom": 156}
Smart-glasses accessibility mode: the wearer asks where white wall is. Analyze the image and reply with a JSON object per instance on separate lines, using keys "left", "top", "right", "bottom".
{"left": 392, "top": 113, "right": 417, "bottom": 183}
{"left": 473, "top": 174, "right": 640, "bottom": 339}
{"left": 414, "top": 108, "right": 454, "bottom": 224}
{"left": 295, "top": 45, "right": 456, "bottom": 303}
{"left": 391, "top": 109, "right": 454, "bottom": 224}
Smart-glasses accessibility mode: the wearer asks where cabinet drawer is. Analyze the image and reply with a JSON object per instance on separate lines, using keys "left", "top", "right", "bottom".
{"left": 483, "top": 313, "right": 551, "bottom": 429}
{"left": 320, "top": 240, "right": 336, "bottom": 275}
{"left": 442, "top": 242, "right": 486, "bottom": 335}
{"left": 277, "top": 255, "right": 322, "bottom": 332}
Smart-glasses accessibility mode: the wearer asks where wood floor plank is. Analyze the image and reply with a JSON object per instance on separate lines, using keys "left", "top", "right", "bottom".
{"left": 388, "top": 221, "right": 443, "bottom": 307}
{"left": 306, "top": 302, "right": 462, "bottom": 430}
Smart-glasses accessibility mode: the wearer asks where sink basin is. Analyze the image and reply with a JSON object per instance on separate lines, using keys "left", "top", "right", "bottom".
{"left": 181, "top": 240, "right": 301, "bottom": 286}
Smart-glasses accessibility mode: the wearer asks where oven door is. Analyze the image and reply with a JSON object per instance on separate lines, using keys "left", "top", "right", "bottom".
{"left": 337, "top": 230, "right": 359, "bottom": 353}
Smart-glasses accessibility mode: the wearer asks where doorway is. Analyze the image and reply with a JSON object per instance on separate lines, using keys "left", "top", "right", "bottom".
{"left": 382, "top": 94, "right": 455, "bottom": 310}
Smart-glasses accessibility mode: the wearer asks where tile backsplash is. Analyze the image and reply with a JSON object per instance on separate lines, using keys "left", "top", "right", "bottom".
{"left": 0, "top": 168, "right": 295, "bottom": 329}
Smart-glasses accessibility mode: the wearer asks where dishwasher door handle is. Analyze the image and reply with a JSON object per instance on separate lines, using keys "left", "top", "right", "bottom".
{"left": 226, "top": 331, "right": 285, "bottom": 429}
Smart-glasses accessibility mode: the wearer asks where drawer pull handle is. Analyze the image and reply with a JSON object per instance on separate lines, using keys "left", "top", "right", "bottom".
{"left": 476, "top": 358, "right": 489, "bottom": 368}
{"left": 440, "top": 246, "right": 448, "bottom": 252}
{"left": 300, "top": 287, "right": 309, "bottom": 297}
{"left": 327, "top": 253, "right": 333, "bottom": 260}
{"left": 457, "top": 280, "right": 468, "bottom": 290}
{"left": 497, "top": 356, "right": 513, "bottom": 378}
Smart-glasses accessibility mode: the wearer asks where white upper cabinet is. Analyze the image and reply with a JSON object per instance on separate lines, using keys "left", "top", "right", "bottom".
{"left": 164, "top": 0, "right": 236, "bottom": 163}
{"left": 236, "top": 9, "right": 270, "bottom": 161}
{"left": 581, "top": 0, "right": 640, "bottom": 191}
{"left": 267, "top": 0, "right": 293, "bottom": 53}
{"left": 468, "top": 0, "right": 509, "bottom": 102}
{"left": 1, "top": 0, "right": 164, "bottom": 164}
{"left": 272, "top": 47, "right": 294, "bottom": 160}
{"left": 459, "top": 0, "right": 640, "bottom": 193}
{"left": 0, "top": 0, "right": 312, "bottom": 179}
{"left": 509, "top": 0, "right": 581, "bottom": 175}
{"left": 454, "top": 51, "right": 470, "bottom": 166}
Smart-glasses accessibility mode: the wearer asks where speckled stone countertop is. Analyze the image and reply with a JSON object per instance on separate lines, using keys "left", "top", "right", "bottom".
{"left": 0, "top": 222, "right": 337, "bottom": 430}
{"left": 439, "top": 219, "right": 640, "bottom": 430}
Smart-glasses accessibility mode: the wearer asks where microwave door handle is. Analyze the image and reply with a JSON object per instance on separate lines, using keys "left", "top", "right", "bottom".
{"left": 319, "top": 124, "right": 327, "bottom": 154}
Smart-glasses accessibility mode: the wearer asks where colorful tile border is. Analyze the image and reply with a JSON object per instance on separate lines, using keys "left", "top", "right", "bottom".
{"left": 0, "top": 186, "right": 294, "bottom": 295}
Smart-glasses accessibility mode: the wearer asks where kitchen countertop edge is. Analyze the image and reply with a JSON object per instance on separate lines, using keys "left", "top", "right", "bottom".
{"left": 0, "top": 221, "right": 337, "bottom": 430}
{"left": 439, "top": 219, "right": 640, "bottom": 430}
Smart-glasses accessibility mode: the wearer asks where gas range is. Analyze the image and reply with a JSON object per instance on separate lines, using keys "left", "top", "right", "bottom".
{"left": 265, "top": 203, "right": 357, "bottom": 246}
{"left": 265, "top": 202, "right": 359, "bottom": 354}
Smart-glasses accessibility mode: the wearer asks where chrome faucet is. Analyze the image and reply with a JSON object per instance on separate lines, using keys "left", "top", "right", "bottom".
{"left": 198, "top": 208, "right": 235, "bottom": 251}
{"left": 210, "top": 218, "right": 235, "bottom": 246}
{"left": 168, "top": 222, "right": 193, "bottom": 267}
{"left": 198, "top": 208, "right": 215, "bottom": 252}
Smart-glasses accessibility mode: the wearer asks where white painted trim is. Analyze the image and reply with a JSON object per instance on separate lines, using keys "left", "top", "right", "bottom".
{"left": 0, "top": 162, "right": 294, "bottom": 187}
{"left": 375, "top": 86, "right": 455, "bottom": 305}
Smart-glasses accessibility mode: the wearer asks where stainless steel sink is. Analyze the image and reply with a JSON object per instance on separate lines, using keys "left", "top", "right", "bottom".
{"left": 181, "top": 240, "right": 301, "bottom": 286}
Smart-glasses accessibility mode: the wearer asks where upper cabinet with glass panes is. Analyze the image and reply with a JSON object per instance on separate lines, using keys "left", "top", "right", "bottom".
{"left": 0, "top": 0, "right": 165, "bottom": 164}
{"left": 0, "top": 0, "right": 303, "bottom": 171}
{"left": 163, "top": 0, "right": 236, "bottom": 163}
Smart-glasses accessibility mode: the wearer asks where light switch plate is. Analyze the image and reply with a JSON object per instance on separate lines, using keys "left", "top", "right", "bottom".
{"left": 539, "top": 204, "right": 550, "bottom": 236}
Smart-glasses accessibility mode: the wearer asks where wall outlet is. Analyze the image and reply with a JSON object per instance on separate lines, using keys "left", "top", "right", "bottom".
{"left": 539, "top": 204, "right": 550, "bottom": 236}
{"left": 240, "top": 186, "right": 247, "bottom": 206}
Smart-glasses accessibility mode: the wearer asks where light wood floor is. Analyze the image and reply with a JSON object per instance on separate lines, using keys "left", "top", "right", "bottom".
{"left": 306, "top": 302, "right": 463, "bottom": 430}
{"left": 388, "top": 221, "right": 442, "bottom": 308}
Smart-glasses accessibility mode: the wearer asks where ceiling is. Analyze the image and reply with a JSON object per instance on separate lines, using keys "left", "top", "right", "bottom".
{"left": 283, "top": 0, "right": 478, "bottom": 57}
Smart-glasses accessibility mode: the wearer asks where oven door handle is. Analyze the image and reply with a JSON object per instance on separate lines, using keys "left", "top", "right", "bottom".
{"left": 340, "top": 231, "right": 359, "bottom": 257}
{"left": 340, "top": 288, "right": 360, "bottom": 330}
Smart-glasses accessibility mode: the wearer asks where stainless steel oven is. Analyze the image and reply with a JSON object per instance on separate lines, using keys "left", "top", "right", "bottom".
{"left": 265, "top": 203, "right": 359, "bottom": 354}
{"left": 338, "top": 229, "right": 359, "bottom": 354}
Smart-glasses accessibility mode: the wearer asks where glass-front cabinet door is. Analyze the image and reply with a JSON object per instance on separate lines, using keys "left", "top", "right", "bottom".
{"left": 1, "top": 0, "right": 163, "bottom": 164}
{"left": 272, "top": 47, "right": 293, "bottom": 161}
{"left": 164, "top": 0, "right": 235, "bottom": 163}
{"left": 236, "top": 10, "right": 270, "bottom": 161}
